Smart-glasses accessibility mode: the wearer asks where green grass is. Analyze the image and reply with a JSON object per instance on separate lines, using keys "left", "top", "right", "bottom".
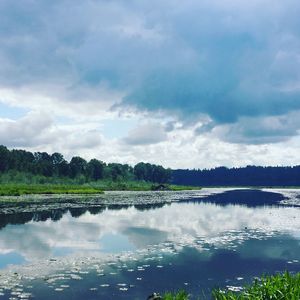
{"left": 163, "top": 290, "right": 189, "bottom": 300}
{"left": 161, "top": 272, "right": 300, "bottom": 300}
{"left": 0, "top": 182, "right": 201, "bottom": 196}
{"left": 168, "top": 184, "right": 202, "bottom": 191}
{"left": 213, "top": 272, "right": 300, "bottom": 300}
{"left": 0, "top": 184, "right": 103, "bottom": 196}
{"left": 88, "top": 180, "right": 156, "bottom": 191}
{"left": 88, "top": 181, "right": 201, "bottom": 191}
{"left": 0, "top": 172, "right": 201, "bottom": 196}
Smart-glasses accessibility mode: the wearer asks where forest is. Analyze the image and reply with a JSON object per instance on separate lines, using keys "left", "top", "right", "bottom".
{"left": 172, "top": 165, "right": 300, "bottom": 186}
{"left": 0, "top": 145, "right": 171, "bottom": 184}
{"left": 1, "top": 145, "right": 300, "bottom": 187}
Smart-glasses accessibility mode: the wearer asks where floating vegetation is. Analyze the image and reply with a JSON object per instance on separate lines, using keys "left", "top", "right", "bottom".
{"left": 0, "top": 189, "right": 299, "bottom": 299}
{"left": 0, "top": 190, "right": 208, "bottom": 215}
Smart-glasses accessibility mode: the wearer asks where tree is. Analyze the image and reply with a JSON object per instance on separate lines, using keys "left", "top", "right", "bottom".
{"left": 107, "top": 163, "right": 124, "bottom": 181}
{"left": 10, "top": 149, "right": 35, "bottom": 172}
{"left": 51, "top": 152, "right": 67, "bottom": 176}
{"left": 134, "top": 162, "right": 147, "bottom": 181}
{"left": 34, "top": 152, "right": 53, "bottom": 176}
{"left": 152, "top": 165, "right": 171, "bottom": 183}
{"left": 134, "top": 162, "right": 171, "bottom": 183}
{"left": 0, "top": 145, "right": 10, "bottom": 172}
{"left": 69, "top": 156, "right": 87, "bottom": 178}
{"left": 87, "top": 159, "right": 104, "bottom": 181}
{"left": 51, "top": 152, "right": 65, "bottom": 165}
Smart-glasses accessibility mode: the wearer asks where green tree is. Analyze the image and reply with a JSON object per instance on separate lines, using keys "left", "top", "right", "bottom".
{"left": 134, "top": 162, "right": 147, "bottom": 181}
{"left": 10, "top": 149, "right": 35, "bottom": 172}
{"left": 34, "top": 152, "right": 53, "bottom": 176}
{"left": 51, "top": 152, "right": 67, "bottom": 176}
{"left": 0, "top": 145, "right": 10, "bottom": 172}
{"left": 87, "top": 159, "right": 104, "bottom": 181}
{"left": 69, "top": 156, "right": 87, "bottom": 178}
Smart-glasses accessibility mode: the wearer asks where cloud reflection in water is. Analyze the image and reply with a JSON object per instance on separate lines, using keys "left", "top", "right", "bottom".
{"left": 0, "top": 200, "right": 299, "bottom": 263}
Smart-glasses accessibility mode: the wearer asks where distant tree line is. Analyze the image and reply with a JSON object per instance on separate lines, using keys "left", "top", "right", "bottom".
{"left": 0, "top": 145, "right": 171, "bottom": 183}
{"left": 172, "top": 166, "right": 300, "bottom": 187}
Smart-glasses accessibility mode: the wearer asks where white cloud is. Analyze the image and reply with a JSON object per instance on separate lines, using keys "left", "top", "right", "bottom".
{"left": 123, "top": 122, "right": 168, "bottom": 145}
{"left": 0, "top": 111, "right": 53, "bottom": 147}
{"left": 0, "top": 0, "right": 300, "bottom": 167}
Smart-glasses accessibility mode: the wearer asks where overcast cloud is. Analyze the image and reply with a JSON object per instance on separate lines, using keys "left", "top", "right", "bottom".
{"left": 0, "top": 0, "right": 300, "bottom": 168}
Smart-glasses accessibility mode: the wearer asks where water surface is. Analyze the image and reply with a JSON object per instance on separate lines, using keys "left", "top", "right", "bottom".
{"left": 0, "top": 189, "right": 299, "bottom": 299}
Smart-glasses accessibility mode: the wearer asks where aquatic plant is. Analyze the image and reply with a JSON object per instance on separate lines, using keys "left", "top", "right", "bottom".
{"left": 213, "top": 272, "right": 300, "bottom": 300}
{"left": 162, "top": 272, "right": 300, "bottom": 300}
{"left": 163, "top": 290, "right": 189, "bottom": 300}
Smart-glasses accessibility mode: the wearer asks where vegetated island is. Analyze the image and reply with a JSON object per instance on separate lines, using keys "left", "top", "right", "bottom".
{"left": 0, "top": 145, "right": 199, "bottom": 196}
{"left": 157, "top": 272, "right": 300, "bottom": 300}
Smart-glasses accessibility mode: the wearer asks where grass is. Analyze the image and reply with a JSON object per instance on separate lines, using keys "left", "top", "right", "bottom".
{"left": 168, "top": 184, "right": 202, "bottom": 191}
{"left": 163, "top": 290, "right": 189, "bottom": 300}
{"left": 0, "top": 182, "right": 201, "bottom": 196}
{"left": 213, "top": 272, "right": 300, "bottom": 300}
{"left": 88, "top": 180, "right": 156, "bottom": 191}
{"left": 161, "top": 272, "right": 300, "bottom": 300}
{"left": 0, "top": 184, "right": 104, "bottom": 196}
{"left": 89, "top": 181, "right": 201, "bottom": 191}
{"left": 0, "top": 171, "right": 201, "bottom": 195}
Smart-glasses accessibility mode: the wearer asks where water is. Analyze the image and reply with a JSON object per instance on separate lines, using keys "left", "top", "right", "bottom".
{"left": 0, "top": 189, "right": 299, "bottom": 299}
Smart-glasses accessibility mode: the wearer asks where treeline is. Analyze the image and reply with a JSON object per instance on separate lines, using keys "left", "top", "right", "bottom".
{"left": 172, "top": 166, "right": 300, "bottom": 186}
{"left": 0, "top": 145, "right": 171, "bottom": 183}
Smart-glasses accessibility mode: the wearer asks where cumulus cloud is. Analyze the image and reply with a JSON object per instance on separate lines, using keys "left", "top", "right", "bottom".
{"left": 220, "top": 112, "right": 300, "bottom": 144}
{"left": 1, "top": 1, "right": 300, "bottom": 124}
{"left": 0, "top": 0, "right": 300, "bottom": 166}
{"left": 123, "top": 122, "right": 167, "bottom": 145}
{"left": 0, "top": 111, "right": 53, "bottom": 147}
{"left": 0, "top": 111, "right": 103, "bottom": 156}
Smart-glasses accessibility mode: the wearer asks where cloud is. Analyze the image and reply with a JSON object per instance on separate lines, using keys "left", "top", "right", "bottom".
{"left": 1, "top": 1, "right": 299, "bottom": 126}
{"left": 0, "top": 0, "right": 300, "bottom": 165}
{"left": 121, "top": 0, "right": 300, "bottom": 127}
{"left": 216, "top": 111, "right": 300, "bottom": 144}
{"left": 0, "top": 111, "right": 103, "bottom": 154}
{"left": 0, "top": 111, "right": 53, "bottom": 147}
{"left": 66, "top": 129, "right": 103, "bottom": 150}
{"left": 123, "top": 122, "right": 167, "bottom": 145}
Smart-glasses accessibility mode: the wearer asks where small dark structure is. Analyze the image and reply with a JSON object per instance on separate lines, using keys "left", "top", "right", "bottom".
{"left": 151, "top": 184, "right": 170, "bottom": 191}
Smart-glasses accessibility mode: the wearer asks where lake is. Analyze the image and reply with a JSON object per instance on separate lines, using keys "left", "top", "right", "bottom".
{"left": 0, "top": 188, "right": 299, "bottom": 299}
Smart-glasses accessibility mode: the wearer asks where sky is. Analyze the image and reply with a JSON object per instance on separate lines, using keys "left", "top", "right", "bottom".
{"left": 0, "top": 0, "right": 300, "bottom": 169}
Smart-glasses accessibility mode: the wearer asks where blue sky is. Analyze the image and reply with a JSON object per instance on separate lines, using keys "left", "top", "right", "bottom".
{"left": 0, "top": 0, "right": 300, "bottom": 168}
